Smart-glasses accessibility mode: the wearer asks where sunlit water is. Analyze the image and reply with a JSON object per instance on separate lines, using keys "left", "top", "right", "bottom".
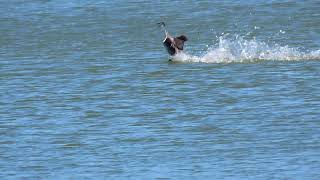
{"left": 1, "top": 0, "right": 320, "bottom": 179}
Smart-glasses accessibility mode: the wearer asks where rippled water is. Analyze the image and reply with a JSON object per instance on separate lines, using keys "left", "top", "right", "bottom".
{"left": 1, "top": 0, "right": 320, "bottom": 179}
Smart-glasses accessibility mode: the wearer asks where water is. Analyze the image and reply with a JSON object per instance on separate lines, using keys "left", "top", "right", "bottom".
{"left": 1, "top": 0, "right": 320, "bottom": 179}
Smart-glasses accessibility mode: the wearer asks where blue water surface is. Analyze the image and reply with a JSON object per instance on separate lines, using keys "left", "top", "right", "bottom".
{"left": 1, "top": 0, "right": 320, "bottom": 179}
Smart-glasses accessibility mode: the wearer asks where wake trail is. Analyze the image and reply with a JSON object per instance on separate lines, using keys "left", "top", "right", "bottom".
{"left": 170, "top": 35, "right": 320, "bottom": 63}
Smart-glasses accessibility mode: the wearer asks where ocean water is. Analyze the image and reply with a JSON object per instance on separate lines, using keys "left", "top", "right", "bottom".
{"left": 1, "top": 0, "right": 320, "bottom": 179}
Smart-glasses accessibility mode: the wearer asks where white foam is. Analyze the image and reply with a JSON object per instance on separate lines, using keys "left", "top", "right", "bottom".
{"left": 170, "top": 35, "right": 320, "bottom": 63}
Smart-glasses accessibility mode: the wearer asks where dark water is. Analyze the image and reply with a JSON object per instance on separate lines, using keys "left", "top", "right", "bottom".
{"left": 1, "top": 0, "right": 320, "bottom": 179}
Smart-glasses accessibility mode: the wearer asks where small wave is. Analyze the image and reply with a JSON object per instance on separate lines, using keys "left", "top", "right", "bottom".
{"left": 171, "top": 35, "right": 320, "bottom": 63}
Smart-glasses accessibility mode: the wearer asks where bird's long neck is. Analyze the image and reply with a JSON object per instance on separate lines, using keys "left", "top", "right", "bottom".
{"left": 160, "top": 24, "right": 170, "bottom": 38}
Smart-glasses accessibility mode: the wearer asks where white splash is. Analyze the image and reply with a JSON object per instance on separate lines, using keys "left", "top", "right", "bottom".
{"left": 171, "top": 35, "right": 320, "bottom": 63}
